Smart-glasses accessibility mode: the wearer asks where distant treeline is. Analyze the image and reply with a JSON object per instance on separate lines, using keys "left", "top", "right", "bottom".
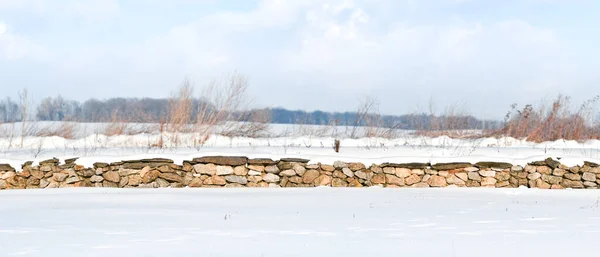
{"left": 0, "top": 96, "right": 502, "bottom": 130}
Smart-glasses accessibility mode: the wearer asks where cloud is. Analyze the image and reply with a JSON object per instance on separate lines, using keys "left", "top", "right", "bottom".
{"left": 0, "top": 0, "right": 588, "bottom": 118}
{"left": 0, "top": 22, "right": 47, "bottom": 61}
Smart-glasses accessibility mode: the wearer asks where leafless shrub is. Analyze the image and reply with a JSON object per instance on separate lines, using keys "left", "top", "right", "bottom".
{"left": 35, "top": 122, "right": 77, "bottom": 139}
{"left": 102, "top": 109, "right": 130, "bottom": 136}
{"left": 494, "top": 95, "right": 600, "bottom": 142}
{"left": 195, "top": 72, "right": 270, "bottom": 140}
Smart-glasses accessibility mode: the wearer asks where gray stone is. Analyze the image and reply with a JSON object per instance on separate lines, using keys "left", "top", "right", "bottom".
{"left": 468, "top": 171, "right": 482, "bottom": 182}
{"left": 354, "top": 170, "right": 367, "bottom": 180}
{"left": 262, "top": 173, "right": 280, "bottom": 183}
{"left": 479, "top": 170, "right": 496, "bottom": 177}
{"left": 333, "top": 161, "right": 348, "bottom": 169}
{"left": 65, "top": 176, "right": 80, "bottom": 184}
{"left": 265, "top": 165, "right": 280, "bottom": 174}
{"left": 216, "top": 166, "right": 234, "bottom": 176}
{"left": 292, "top": 164, "right": 306, "bottom": 176}
{"left": 582, "top": 172, "right": 596, "bottom": 182}
{"left": 90, "top": 175, "right": 104, "bottom": 183}
{"left": 225, "top": 175, "right": 248, "bottom": 185}
{"left": 342, "top": 168, "right": 354, "bottom": 178}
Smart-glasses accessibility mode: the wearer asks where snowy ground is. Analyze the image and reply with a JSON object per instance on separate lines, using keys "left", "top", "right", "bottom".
{"left": 1, "top": 187, "right": 599, "bottom": 256}
{"left": 2, "top": 121, "right": 600, "bottom": 169}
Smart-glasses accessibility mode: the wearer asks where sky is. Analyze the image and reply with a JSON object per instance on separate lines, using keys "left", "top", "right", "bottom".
{"left": 1, "top": 0, "right": 599, "bottom": 119}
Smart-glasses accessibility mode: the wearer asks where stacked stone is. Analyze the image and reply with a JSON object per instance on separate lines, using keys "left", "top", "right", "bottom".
{"left": 1, "top": 156, "right": 600, "bottom": 190}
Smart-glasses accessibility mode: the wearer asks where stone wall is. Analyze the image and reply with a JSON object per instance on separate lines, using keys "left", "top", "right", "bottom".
{"left": 1, "top": 157, "right": 599, "bottom": 190}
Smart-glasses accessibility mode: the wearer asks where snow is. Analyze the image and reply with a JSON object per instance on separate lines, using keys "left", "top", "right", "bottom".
{"left": 2, "top": 122, "right": 600, "bottom": 170}
{"left": 1, "top": 187, "right": 599, "bottom": 256}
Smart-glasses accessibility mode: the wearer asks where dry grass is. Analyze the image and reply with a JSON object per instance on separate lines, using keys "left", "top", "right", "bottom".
{"left": 103, "top": 109, "right": 129, "bottom": 136}
{"left": 494, "top": 95, "right": 600, "bottom": 142}
{"left": 35, "top": 122, "right": 77, "bottom": 139}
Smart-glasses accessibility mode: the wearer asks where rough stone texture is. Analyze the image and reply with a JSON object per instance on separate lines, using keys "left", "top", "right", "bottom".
{"left": 479, "top": 170, "right": 496, "bottom": 177}
{"left": 265, "top": 165, "right": 280, "bottom": 174}
{"left": 432, "top": 162, "right": 472, "bottom": 170}
{"left": 381, "top": 162, "right": 429, "bottom": 169}
{"left": 428, "top": 175, "right": 447, "bottom": 187}
{"left": 347, "top": 163, "right": 366, "bottom": 171}
{"left": 302, "top": 170, "right": 320, "bottom": 184}
{"left": 564, "top": 173, "right": 581, "bottom": 181}
{"left": 293, "top": 164, "right": 306, "bottom": 176}
{"left": 481, "top": 177, "right": 497, "bottom": 186}
{"left": 342, "top": 168, "right": 354, "bottom": 178}
{"left": 527, "top": 173, "right": 542, "bottom": 181}
{"left": 582, "top": 172, "right": 596, "bottom": 182}
{"left": 262, "top": 174, "right": 280, "bottom": 183}
{"left": 468, "top": 171, "right": 482, "bottom": 182}
{"left": 385, "top": 175, "right": 404, "bottom": 186}
{"left": 194, "top": 164, "right": 217, "bottom": 176}
{"left": 280, "top": 170, "right": 297, "bottom": 177}
{"left": 314, "top": 175, "right": 332, "bottom": 186}
{"left": 446, "top": 175, "right": 465, "bottom": 185}
{"left": 247, "top": 158, "right": 277, "bottom": 165}
{"left": 193, "top": 156, "right": 248, "bottom": 166}
{"left": 216, "top": 166, "right": 234, "bottom": 176}
{"left": 475, "top": 162, "right": 513, "bottom": 169}
{"left": 2, "top": 158, "right": 599, "bottom": 190}
{"left": 225, "top": 175, "right": 248, "bottom": 185}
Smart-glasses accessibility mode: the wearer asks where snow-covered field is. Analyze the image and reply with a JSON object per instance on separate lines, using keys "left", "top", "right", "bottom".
{"left": 1, "top": 121, "right": 600, "bottom": 169}
{"left": 1, "top": 187, "right": 599, "bottom": 256}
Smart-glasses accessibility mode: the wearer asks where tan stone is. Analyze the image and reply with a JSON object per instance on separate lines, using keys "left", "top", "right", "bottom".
{"left": 142, "top": 170, "right": 159, "bottom": 184}
{"left": 320, "top": 164, "right": 335, "bottom": 172}
{"left": 204, "top": 176, "right": 226, "bottom": 186}
{"left": 128, "top": 175, "right": 142, "bottom": 186}
{"left": 446, "top": 175, "right": 465, "bottom": 185}
{"left": 582, "top": 172, "right": 596, "bottom": 182}
{"left": 302, "top": 169, "right": 320, "bottom": 184}
{"left": 314, "top": 175, "right": 332, "bottom": 186}
{"left": 479, "top": 170, "right": 496, "bottom": 177}
{"left": 481, "top": 177, "right": 497, "bottom": 186}
{"left": 395, "top": 168, "right": 411, "bottom": 178}
{"left": 193, "top": 163, "right": 217, "bottom": 175}
{"left": 428, "top": 175, "right": 447, "bottom": 187}
{"left": 101, "top": 171, "right": 119, "bottom": 183}
{"left": 371, "top": 174, "right": 386, "bottom": 184}
{"left": 385, "top": 174, "right": 404, "bottom": 186}
{"left": 438, "top": 171, "right": 449, "bottom": 177}
{"left": 449, "top": 172, "right": 466, "bottom": 182}
{"left": 553, "top": 168, "right": 566, "bottom": 177}
{"left": 383, "top": 167, "right": 396, "bottom": 174}
{"left": 348, "top": 162, "right": 366, "bottom": 171}
{"left": 52, "top": 173, "right": 68, "bottom": 182}
{"left": 263, "top": 173, "right": 280, "bottom": 183}
{"left": 536, "top": 166, "right": 552, "bottom": 175}
{"left": 411, "top": 169, "right": 424, "bottom": 175}
{"left": 405, "top": 174, "right": 421, "bottom": 185}
{"left": 349, "top": 180, "right": 363, "bottom": 187}
{"left": 564, "top": 173, "right": 581, "bottom": 181}
{"left": 332, "top": 178, "right": 348, "bottom": 187}
{"left": 248, "top": 165, "right": 265, "bottom": 172}
{"left": 293, "top": 164, "right": 306, "bottom": 176}
{"left": 412, "top": 182, "right": 430, "bottom": 188}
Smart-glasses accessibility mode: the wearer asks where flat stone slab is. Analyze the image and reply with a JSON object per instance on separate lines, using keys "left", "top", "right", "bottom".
{"left": 192, "top": 156, "right": 248, "bottom": 166}
{"left": 475, "top": 162, "right": 513, "bottom": 169}
{"left": 431, "top": 162, "right": 472, "bottom": 170}
{"left": 380, "top": 162, "right": 429, "bottom": 169}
